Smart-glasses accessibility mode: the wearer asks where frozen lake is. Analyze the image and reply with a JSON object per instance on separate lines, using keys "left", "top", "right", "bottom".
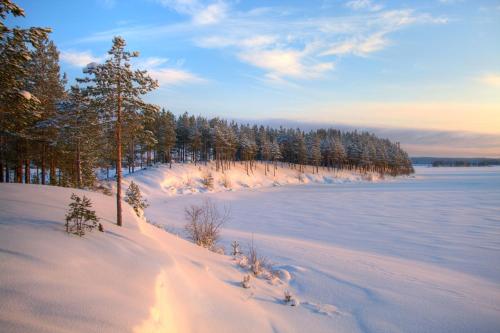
{"left": 151, "top": 166, "right": 500, "bottom": 332}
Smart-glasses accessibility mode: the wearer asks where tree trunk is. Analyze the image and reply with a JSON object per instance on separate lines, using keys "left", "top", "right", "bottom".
{"left": 41, "top": 143, "right": 46, "bottom": 185}
{"left": 5, "top": 163, "right": 10, "bottom": 182}
{"left": 116, "top": 87, "right": 123, "bottom": 227}
{"left": 76, "top": 139, "right": 82, "bottom": 188}
{"left": 50, "top": 155, "right": 56, "bottom": 185}
{"left": 16, "top": 159, "right": 22, "bottom": 183}
{"left": 24, "top": 159, "right": 30, "bottom": 184}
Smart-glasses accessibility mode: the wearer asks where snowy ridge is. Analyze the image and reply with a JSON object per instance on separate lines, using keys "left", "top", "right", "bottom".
{"left": 0, "top": 184, "right": 299, "bottom": 332}
{"left": 120, "top": 161, "right": 384, "bottom": 197}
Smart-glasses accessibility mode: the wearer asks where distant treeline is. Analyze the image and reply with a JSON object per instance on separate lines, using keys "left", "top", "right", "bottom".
{"left": 412, "top": 157, "right": 500, "bottom": 167}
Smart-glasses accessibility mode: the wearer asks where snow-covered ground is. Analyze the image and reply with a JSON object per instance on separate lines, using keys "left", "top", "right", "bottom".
{"left": 1, "top": 165, "right": 499, "bottom": 332}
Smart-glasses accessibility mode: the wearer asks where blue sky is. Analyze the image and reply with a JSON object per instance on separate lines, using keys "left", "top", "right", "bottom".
{"left": 8, "top": 0, "right": 500, "bottom": 156}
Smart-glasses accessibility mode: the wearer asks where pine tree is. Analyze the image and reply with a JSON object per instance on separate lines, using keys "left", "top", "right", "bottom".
{"left": 27, "top": 37, "right": 66, "bottom": 185}
{"left": 65, "top": 193, "right": 99, "bottom": 236}
{"left": 0, "top": 0, "right": 51, "bottom": 183}
{"left": 125, "top": 181, "right": 149, "bottom": 216}
{"left": 78, "top": 36, "right": 159, "bottom": 226}
{"left": 56, "top": 85, "right": 100, "bottom": 188}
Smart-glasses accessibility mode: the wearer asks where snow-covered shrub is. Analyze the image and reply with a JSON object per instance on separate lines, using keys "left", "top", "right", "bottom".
{"left": 185, "top": 176, "right": 195, "bottom": 188}
{"left": 238, "top": 255, "right": 249, "bottom": 269}
{"left": 212, "top": 245, "right": 225, "bottom": 255}
{"left": 125, "top": 181, "right": 149, "bottom": 216}
{"left": 184, "top": 199, "right": 230, "bottom": 250}
{"left": 297, "top": 172, "right": 305, "bottom": 183}
{"left": 65, "top": 194, "right": 99, "bottom": 236}
{"left": 283, "top": 289, "right": 299, "bottom": 306}
{"left": 242, "top": 275, "right": 251, "bottom": 289}
{"left": 231, "top": 240, "right": 241, "bottom": 256}
{"left": 248, "top": 238, "right": 266, "bottom": 276}
{"left": 201, "top": 171, "right": 214, "bottom": 190}
{"left": 221, "top": 174, "right": 232, "bottom": 188}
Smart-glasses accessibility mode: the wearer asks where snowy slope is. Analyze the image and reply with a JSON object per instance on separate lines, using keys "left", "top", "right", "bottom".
{"left": 2, "top": 166, "right": 500, "bottom": 333}
{"left": 120, "top": 161, "right": 383, "bottom": 198}
{"left": 0, "top": 184, "right": 313, "bottom": 333}
{"left": 128, "top": 165, "right": 500, "bottom": 333}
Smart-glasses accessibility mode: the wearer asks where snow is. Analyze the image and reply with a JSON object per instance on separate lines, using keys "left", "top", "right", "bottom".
{"left": 18, "top": 90, "right": 32, "bottom": 100}
{"left": 119, "top": 161, "right": 384, "bottom": 198}
{"left": 1, "top": 165, "right": 500, "bottom": 332}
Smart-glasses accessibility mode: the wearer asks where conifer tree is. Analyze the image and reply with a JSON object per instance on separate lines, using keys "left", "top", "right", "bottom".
{"left": 65, "top": 193, "right": 99, "bottom": 236}
{"left": 125, "top": 181, "right": 149, "bottom": 216}
{"left": 78, "top": 36, "right": 159, "bottom": 226}
{"left": 0, "top": 0, "right": 51, "bottom": 183}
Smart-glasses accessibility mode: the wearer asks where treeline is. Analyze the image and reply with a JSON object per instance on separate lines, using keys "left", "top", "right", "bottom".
{"left": 151, "top": 113, "right": 414, "bottom": 177}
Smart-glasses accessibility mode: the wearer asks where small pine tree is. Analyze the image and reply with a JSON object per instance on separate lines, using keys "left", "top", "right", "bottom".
{"left": 125, "top": 181, "right": 149, "bottom": 216}
{"left": 65, "top": 193, "right": 99, "bottom": 236}
{"left": 231, "top": 240, "right": 240, "bottom": 256}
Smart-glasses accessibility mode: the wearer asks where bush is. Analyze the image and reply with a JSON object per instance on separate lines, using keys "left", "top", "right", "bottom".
{"left": 248, "top": 237, "right": 267, "bottom": 276}
{"left": 241, "top": 275, "right": 251, "bottom": 289}
{"left": 125, "top": 181, "right": 149, "bottom": 216}
{"left": 184, "top": 199, "right": 230, "bottom": 250}
{"left": 221, "top": 174, "right": 231, "bottom": 188}
{"left": 231, "top": 240, "right": 241, "bottom": 256}
{"left": 65, "top": 193, "right": 99, "bottom": 236}
{"left": 201, "top": 171, "right": 214, "bottom": 190}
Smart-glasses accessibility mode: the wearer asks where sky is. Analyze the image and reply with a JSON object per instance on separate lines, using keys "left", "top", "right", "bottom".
{"left": 8, "top": 0, "right": 500, "bottom": 157}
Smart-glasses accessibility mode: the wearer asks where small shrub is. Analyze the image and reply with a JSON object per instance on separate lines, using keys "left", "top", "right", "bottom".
{"left": 184, "top": 199, "right": 230, "bottom": 250}
{"left": 125, "top": 181, "right": 149, "bottom": 216}
{"left": 65, "top": 193, "right": 99, "bottom": 236}
{"left": 297, "top": 172, "right": 305, "bottom": 183}
{"left": 212, "top": 245, "right": 225, "bottom": 255}
{"left": 201, "top": 171, "right": 214, "bottom": 190}
{"left": 283, "top": 289, "right": 299, "bottom": 306}
{"left": 242, "top": 275, "right": 251, "bottom": 289}
{"left": 185, "top": 176, "right": 195, "bottom": 188}
{"left": 221, "top": 174, "right": 231, "bottom": 188}
{"left": 248, "top": 237, "right": 266, "bottom": 276}
{"left": 231, "top": 240, "right": 241, "bottom": 256}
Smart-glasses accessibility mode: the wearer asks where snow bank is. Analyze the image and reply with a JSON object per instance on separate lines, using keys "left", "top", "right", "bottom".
{"left": 0, "top": 184, "right": 306, "bottom": 332}
{"left": 121, "top": 161, "right": 383, "bottom": 198}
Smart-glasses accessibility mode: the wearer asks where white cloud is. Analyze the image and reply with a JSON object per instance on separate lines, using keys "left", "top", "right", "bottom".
{"left": 346, "top": 0, "right": 383, "bottom": 12}
{"left": 82, "top": 2, "right": 448, "bottom": 84}
{"left": 192, "top": 2, "right": 227, "bottom": 25}
{"left": 135, "top": 57, "right": 206, "bottom": 86}
{"left": 320, "top": 33, "right": 388, "bottom": 56}
{"left": 149, "top": 68, "right": 205, "bottom": 86}
{"left": 60, "top": 50, "right": 104, "bottom": 67}
{"left": 238, "top": 49, "right": 334, "bottom": 81}
{"left": 157, "top": 0, "right": 228, "bottom": 25}
{"left": 478, "top": 73, "right": 500, "bottom": 87}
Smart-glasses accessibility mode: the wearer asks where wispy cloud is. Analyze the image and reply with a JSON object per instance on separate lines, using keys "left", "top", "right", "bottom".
{"left": 60, "top": 50, "right": 104, "bottom": 67}
{"left": 79, "top": 2, "right": 447, "bottom": 84}
{"left": 156, "top": 0, "right": 228, "bottom": 25}
{"left": 134, "top": 57, "right": 206, "bottom": 86}
{"left": 61, "top": 50, "right": 205, "bottom": 86}
{"left": 345, "top": 0, "right": 383, "bottom": 12}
